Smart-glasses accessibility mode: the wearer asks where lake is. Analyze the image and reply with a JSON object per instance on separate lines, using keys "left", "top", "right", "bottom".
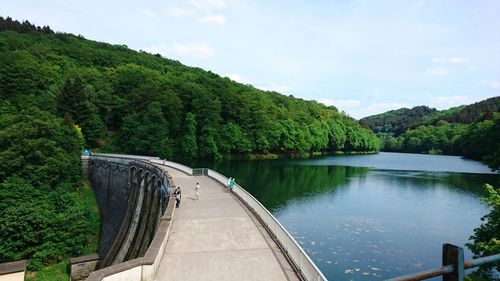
{"left": 181, "top": 152, "right": 499, "bottom": 280}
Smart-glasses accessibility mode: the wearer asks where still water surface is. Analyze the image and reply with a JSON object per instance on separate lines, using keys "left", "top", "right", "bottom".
{"left": 182, "top": 152, "right": 499, "bottom": 280}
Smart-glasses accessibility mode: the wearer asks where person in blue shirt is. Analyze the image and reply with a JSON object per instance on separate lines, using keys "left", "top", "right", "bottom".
{"left": 229, "top": 177, "right": 235, "bottom": 190}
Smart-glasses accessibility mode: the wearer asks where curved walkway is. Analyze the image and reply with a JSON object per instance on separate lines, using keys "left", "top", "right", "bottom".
{"left": 154, "top": 167, "right": 300, "bottom": 281}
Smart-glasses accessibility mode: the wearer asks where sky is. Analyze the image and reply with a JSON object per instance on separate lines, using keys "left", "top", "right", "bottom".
{"left": 2, "top": 0, "right": 499, "bottom": 118}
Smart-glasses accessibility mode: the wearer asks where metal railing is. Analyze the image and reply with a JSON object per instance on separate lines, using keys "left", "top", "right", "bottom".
{"left": 192, "top": 168, "right": 208, "bottom": 176}
{"left": 386, "top": 244, "right": 500, "bottom": 281}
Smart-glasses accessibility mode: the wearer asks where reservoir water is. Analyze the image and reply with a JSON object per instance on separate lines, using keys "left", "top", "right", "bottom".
{"left": 182, "top": 152, "right": 499, "bottom": 280}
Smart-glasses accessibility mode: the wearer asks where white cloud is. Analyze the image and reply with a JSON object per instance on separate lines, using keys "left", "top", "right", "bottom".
{"left": 224, "top": 73, "right": 251, "bottom": 84}
{"left": 432, "top": 57, "right": 446, "bottom": 64}
{"left": 140, "top": 8, "right": 156, "bottom": 18}
{"left": 326, "top": 101, "right": 411, "bottom": 119}
{"left": 476, "top": 80, "right": 500, "bottom": 89}
{"left": 317, "top": 99, "right": 361, "bottom": 108}
{"left": 173, "top": 43, "right": 214, "bottom": 58}
{"left": 432, "top": 57, "right": 469, "bottom": 64}
{"left": 189, "top": 0, "right": 227, "bottom": 11}
{"left": 354, "top": 102, "right": 411, "bottom": 118}
{"left": 432, "top": 96, "right": 472, "bottom": 109}
{"left": 448, "top": 57, "right": 469, "bottom": 64}
{"left": 166, "top": 6, "right": 195, "bottom": 18}
{"left": 200, "top": 14, "right": 226, "bottom": 25}
{"left": 143, "top": 43, "right": 214, "bottom": 59}
{"left": 259, "top": 84, "right": 292, "bottom": 93}
{"left": 425, "top": 68, "right": 448, "bottom": 76}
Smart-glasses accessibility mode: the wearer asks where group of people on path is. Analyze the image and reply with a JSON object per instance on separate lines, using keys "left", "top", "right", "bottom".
{"left": 173, "top": 177, "right": 236, "bottom": 208}
{"left": 173, "top": 182, "right": 201, "bottom": 208}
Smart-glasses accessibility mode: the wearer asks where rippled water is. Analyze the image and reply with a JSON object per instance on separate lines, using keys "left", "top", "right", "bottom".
{"left": 182, "top": 152, "right": 499, "bottom": 280}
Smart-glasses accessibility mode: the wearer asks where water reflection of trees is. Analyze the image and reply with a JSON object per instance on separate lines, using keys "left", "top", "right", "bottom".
{"left": 182, "top": 157, "right": 499, "bottom": 210}
{"left": 370, "top": 169, "right": 499, "bottom": 197}
{"left": 192, "top": 159, "right": 369, "bottom": 211}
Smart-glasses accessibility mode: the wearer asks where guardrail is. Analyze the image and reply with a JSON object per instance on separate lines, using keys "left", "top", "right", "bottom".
{"left": 386, "top": 244, "right": 500, "bottom": 281}
{"left": 204, "top": 168, "right": 327, "bottom": 281}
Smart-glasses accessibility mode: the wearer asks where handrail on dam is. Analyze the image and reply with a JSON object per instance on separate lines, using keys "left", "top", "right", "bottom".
{"left": 88, "top": 154, "right": 327, "bottom": 281}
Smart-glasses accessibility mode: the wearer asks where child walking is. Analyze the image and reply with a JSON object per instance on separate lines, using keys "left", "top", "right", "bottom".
{"left": 195, "top": 182, "right": 200, "bottom": 200}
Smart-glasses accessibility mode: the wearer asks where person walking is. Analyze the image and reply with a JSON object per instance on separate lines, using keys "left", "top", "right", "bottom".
{"left": 229, "top": 177, "right": 235, "bottom": 191}
{"left": 227, "top": 177, "right": 232, "bottom": 189}
{"left": 195, "top": 182, "right": 200, "bottom": 200}
{"left": 174, "top": 186, "right": 182, "bottom": 208}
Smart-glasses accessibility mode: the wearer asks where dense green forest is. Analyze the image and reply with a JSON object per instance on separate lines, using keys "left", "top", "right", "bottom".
{"left": 0, "top": 16, "right": 379, "bottom": 273}
{"left": 0, "top": 16, "right": 380, "bottom": 160}
{"left": 361, "top": 97, "right": 500, "bottom": 171}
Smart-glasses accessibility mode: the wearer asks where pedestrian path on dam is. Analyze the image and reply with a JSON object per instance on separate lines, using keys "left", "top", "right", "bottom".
{"left": 154, "top": 166, "right": 300, "bottom": 281}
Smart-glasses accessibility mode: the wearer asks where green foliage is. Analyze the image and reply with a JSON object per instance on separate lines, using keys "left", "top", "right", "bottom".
{"left": 466, "top": 184, "right": 500, "bottom": 277}
{"left": 0, "top": 106, "right": 81, "bottom": 187}
{"left": 117, "top": 102, "right": 172, "bottom": 158}
{"left": 198, "top": 125, "right": 221, "bottom": 159}
{"left": 0, "top": 178, "right": 93, "bottom": 270}
{"left": 461, "top": 115, "right": 500, "bottom": 171}
{"left": 370, "top": 100, "right": 500, "bottom": 171}
{"left": 360, "top": 106, "right": 438, "bottom": 135}
{"left": 0, "top": 21, "right": 380, "bottom": 161}
{"left": 180, "top": 112, "right": 198, "bottom": 158}
{"left": 26, "top": 260, "right": 69, "bottom": 281}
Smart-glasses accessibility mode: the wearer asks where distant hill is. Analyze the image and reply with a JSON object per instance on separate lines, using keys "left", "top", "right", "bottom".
{"left": 361, "top": 97, "right": 500, "bottom": 136}
{"left": 423, "top": 96, "right": 500, "bottom": 125}
{"left": 360, "top": 106, "right": 438, "bottom": 135}
{"left": 361, "top": 96, "right": 499, "bottom": 171}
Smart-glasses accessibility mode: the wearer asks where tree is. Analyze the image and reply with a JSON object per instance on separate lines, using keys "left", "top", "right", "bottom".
{"left": 141, "top": 102, "right": 172, "bottom": 158}
{"left": 218, "top": 122, "right": 252, "bottom": 154}
{"left": 0, "top": 178, "right": 92, "bottom": 270}
{"left": 0, "top": 106, "right": 81, "bottom": 187}
{"left": 117, "top": 112, "right": 142, "bottom": 154}
{"left": 198, "top": 125, "right": 220, "bottom": 159}
{"left": 466, "top": 184, "right": 500, "bottom": 278}
{"left": 180, "top": 113, "right": 198, "bottom": 158}
{"left": 117, "top": 102, "right": 172, "bottom": 158}
{"left": 56, "top": 76, "right": 86, "bottom": 119}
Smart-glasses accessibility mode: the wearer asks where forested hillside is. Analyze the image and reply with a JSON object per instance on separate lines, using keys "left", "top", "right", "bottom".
{"left": 361, "top": 97, "right": 500, "bottom": 171}
{"left": 360, "top": 106, "right": 438, "bottom": 135}
{"left": 0, "top": 16, "right": 379, "bottom": 161}
{"left": 0, "top": 16, "right": 379, "bottom": 272}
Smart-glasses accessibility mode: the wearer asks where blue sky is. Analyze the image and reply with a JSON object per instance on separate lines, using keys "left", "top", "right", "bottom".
{"left": 2, "top": 0, "right": 499, "bottom": 118}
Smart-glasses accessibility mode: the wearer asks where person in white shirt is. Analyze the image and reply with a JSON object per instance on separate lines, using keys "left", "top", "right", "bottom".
{"left": 195, "top": 182, "right": 200, "bottom": 200}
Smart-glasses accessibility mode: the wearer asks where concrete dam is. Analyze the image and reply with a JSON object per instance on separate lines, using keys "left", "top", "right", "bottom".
{"left": 72, "top": 154, "right": 327, "bottom": 280}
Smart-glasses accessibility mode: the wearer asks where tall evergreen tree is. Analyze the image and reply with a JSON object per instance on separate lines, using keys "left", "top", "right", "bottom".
{"left": 180, "top": 113, "right": 198, "bottom": 158}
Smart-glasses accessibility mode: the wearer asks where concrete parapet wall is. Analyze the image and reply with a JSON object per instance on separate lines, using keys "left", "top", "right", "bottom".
{"left": 0, "top": 260, "right": 26, "bottom": 281}
{"left": 70, "top": 254, "right": 99, "bottom": 281}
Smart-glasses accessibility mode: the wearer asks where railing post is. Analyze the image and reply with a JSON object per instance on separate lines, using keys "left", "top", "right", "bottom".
{"left": 443, "top": 244, "right": 464, "bottom": 281}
